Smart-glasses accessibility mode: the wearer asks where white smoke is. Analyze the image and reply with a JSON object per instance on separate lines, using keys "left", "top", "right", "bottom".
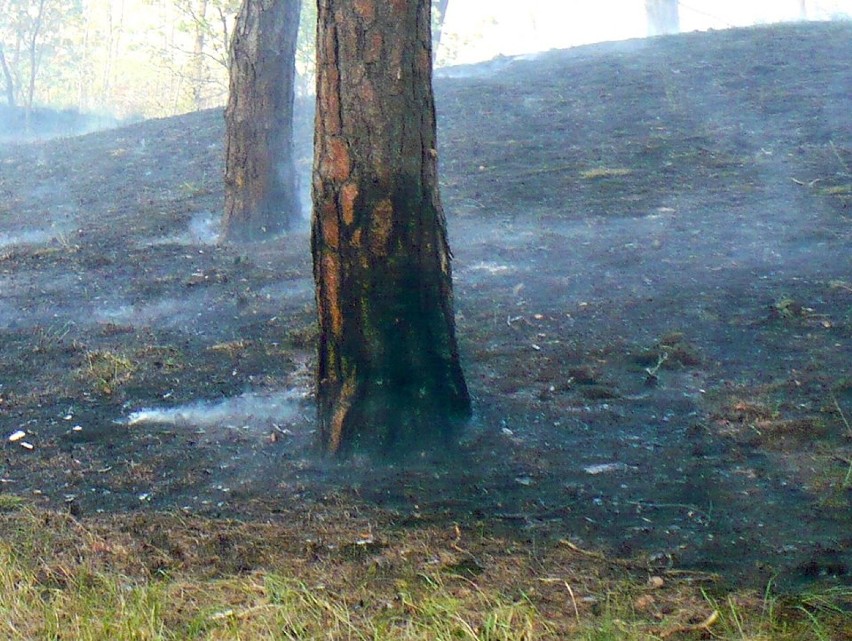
{"left": 139, "top": 212, "right": 220, "bottom": 247}
{"left": 125, "top": 390, "right": 303, "bottom": 430}
{"left": 0, "top": 227, "right": 73, "bottom": 250}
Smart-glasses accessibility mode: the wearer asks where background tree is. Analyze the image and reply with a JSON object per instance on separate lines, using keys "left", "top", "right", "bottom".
{"left": 0, "top": 43, "right": 15, "bottom": 106}
{"left": 293, "top": 0, "right": 316, "bottom": 95}
{"left": 189, "top": 0, "right": 211, "bottom": 109}
{"left": 222, "top": 0, "right": 301, "bottom": 241}
{"left": 0, "top": 0, "right": 25, "bottom": 107}
{"left": 24, "top": 0, "right": 47, "bottom": 123}
{"left": 0, "top": 0, "right": 82, "bottom": 121}
{"left": 173, "top": 0, "right": 240, "bottom": 109}
{"left": 78, "top": 0, "right": 124, "bottom": 113}
{"left": 313, "top": 0, "right": 471, "bottom": 455}
{"left": 0, "top": 0, "right": 317, "bottom": 121}
{"left": 432, "top": 0, "right": 449, "bottom": 61}
{"left": 0, "top": 0, "right": 31, "bottom": 109}
{"left": 646, "top": 0, "right": 679, "bottom": 37}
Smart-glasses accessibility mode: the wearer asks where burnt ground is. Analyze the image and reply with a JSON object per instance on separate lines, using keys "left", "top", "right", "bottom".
{"left": 0, "top": 22, "right": 850, "bottom": 591}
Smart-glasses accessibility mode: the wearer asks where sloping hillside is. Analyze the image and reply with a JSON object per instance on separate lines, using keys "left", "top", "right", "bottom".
{"left": 0, "top": 21, "right": 850, "bottom": 591}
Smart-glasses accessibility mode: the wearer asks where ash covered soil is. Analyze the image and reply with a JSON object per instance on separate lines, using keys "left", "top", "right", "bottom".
{"left": 1, "top": 22, "right": 850, "bottom": 589}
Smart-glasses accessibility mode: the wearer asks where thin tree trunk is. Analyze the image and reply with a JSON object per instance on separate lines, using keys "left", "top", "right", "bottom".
{"left": 192, "top": 0, "right": 209, "bottom": 109}
{"left": 222, "top": 0, "right": 302, "bottom": 241}
{"left": 433, "top": 0, "right": 450, "bottom": 61}
{"left": 79, "top": 12, "right": 90, "bottom": 110}
{"left": 26, "top": 0, "right": 47, "bottom": 129}
{"left": 102, "top": 0, "right": 125, "bottom": 110}
{"left": 0, "top": 45, "right": 15, "bottom": 107}
{"left": 216, "top": 5, "right": 231, "bottom": 68}
{"left": 313, "top": 0, "right": 470, "bottom": 456}
{"left": 646, "top": 0, "right": 679, "bottom": 37}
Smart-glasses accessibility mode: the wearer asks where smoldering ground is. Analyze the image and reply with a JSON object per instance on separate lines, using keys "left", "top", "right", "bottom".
{"left": 0, "top": 105, "right": 123, "bottom": 144}
{"left": 1, "top": 21, "right": 850, "bottom": 588}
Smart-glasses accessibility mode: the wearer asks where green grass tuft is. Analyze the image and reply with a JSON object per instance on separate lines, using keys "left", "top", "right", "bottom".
{"left": 0, "top": 509, "right": 849, "bottom": 640}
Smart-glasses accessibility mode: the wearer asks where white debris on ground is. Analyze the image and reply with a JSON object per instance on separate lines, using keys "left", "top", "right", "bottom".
{"left": 6, "top": 430, "right": 34, "bottom": 449}
{"left": 466, "top": 261, "right": 515, "bottom": 275}
{"left": 583, "top": 462, "right": 639, "bottom": 475}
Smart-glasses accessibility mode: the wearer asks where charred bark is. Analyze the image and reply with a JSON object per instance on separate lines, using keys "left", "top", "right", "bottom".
{"left": 313, "top": 0, "right": 470, "bottom": 456}
{"left": 222, "top": 0, "right": 302, "bottom": 242}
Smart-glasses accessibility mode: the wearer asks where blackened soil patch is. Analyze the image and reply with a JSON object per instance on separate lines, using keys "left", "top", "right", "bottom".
{"left": 1, "top": 22, "right": 850, "bottom": 590}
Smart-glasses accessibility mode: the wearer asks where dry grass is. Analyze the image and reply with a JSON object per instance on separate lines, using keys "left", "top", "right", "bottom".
{"left": 705, "top": 373, "right": 852, "bottom": 512}
{"left": 208, "top": 340, "right": 251, "bottom": 356}
{"left": 819, "top": 183, "right": 852, "bottom": 196}
{"left": 578, "top": 167, "right": 633, "bottom": 179}
{"left": 78, "top": 349, "right": 136, "bottom": 394}
{"left": 0, "top": 504, "right": 848, "bottom": 640}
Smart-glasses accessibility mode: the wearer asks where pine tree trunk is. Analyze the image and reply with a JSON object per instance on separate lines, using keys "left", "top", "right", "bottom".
{"left": 222, "top": 0, "right": 302, "bottom": 242}
{"left": 313, "top": 0, "right": 470, "bottom": 456}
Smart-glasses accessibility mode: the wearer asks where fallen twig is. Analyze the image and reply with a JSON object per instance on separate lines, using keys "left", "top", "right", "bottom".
{"left": 514, "top": 163, "right": 576, "bottom": 178}
{"left": 644, "top": 351, "right": 669, "bottom": 383}
{"left": 560, "top": 540, "right": 608, "bottom": 560}
{"left": 829, "top": 281, "right": 852, "bottom": 293}
{"left": 831, "top": 393, "right": 851, "bottom": 435}
{"left": 829, "top": 139, "right": 850, "bottom": 174}
{"left": 790, "top": 177, "right": 823, "bottom": 187}
{"left": 656, "top": 610, "right": 720, "bottom": 639}
{"left": 559, "top": 540, "right": 638, "bottom": 567}
{"left": 626, "top": 500, "right": 711, "bottom": 523}
{"left": 660, "top": 568, "right": 721, "bottom": 583}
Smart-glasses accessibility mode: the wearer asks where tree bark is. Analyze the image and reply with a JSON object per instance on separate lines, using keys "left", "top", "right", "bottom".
{"left": 646, "top": 0, "right": 680, "bottom": 37}
{"left": 222, "top": 0, "right": 302, "bottom": 242}
{"left": 313, "top": 0, "right": 470, "bottom": 456}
